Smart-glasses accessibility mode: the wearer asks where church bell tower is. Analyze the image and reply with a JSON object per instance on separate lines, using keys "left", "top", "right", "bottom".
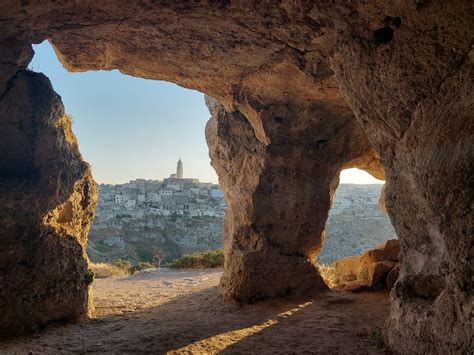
{"left": 176, "top": 158, "right": 183, "bottom": 179}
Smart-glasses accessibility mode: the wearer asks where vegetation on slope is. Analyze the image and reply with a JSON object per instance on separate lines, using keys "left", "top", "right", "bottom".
{"left": 129, "top": 262, "right": 155, "bottom": 274}
{"left": 89, "top": 262, "right": 129, "bottom": 278}
{"left": 169, "top": 249, "right": 224, "bottom": 269}
{"left": 89, "top": 258, "right": 155, "bottom": 278}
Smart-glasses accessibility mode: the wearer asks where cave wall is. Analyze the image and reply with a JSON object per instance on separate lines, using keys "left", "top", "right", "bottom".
{"left": 0, "top": 65, "right": 97, "bottom": 337}
{"left": 330, "top": 3, "right": 473, "bottom": 351}
{"left": 0, "top": 1, "right": 472, "bottom": 352}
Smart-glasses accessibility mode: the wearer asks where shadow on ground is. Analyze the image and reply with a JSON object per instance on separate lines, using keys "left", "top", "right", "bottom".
{"left": 0, "top": 271, "right": 390, "bottom": 354}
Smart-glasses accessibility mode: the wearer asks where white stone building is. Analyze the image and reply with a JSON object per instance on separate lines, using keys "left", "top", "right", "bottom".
{"left": 159, "top": 189, "right": 173, "bottom": 196}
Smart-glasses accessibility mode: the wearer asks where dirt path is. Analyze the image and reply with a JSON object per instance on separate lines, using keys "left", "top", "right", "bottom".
{"left": 1, "top": 268, "right": 390, "bottom": 354}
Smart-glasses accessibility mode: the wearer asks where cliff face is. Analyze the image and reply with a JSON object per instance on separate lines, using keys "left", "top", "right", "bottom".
{"left": 0, "top": 2, "right": 472, "bottom": 352}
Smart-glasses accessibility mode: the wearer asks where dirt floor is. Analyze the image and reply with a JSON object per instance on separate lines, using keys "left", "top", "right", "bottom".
{"left": 0, "top": 268, "right": 391, "bottom": 354}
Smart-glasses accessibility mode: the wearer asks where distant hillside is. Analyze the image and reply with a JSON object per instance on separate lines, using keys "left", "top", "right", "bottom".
{"left": 319, "top": 184, "right": 396, "bottom": 264}
{"left": 87, "top": 179, "right": 225, "bottom": 264}
{"left": 87, "top": 182, "right": 395, "bottom": 264}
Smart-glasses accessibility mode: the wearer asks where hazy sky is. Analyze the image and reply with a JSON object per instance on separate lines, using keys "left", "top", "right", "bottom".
{"left": 30, "top": 41, "right": 383, "bottom": 185}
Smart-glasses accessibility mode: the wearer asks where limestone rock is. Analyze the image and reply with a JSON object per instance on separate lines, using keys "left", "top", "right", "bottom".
{"left": 371, "top": 239, "right": 400, "bottom": 262}
{"left": 330, "top": 241, "right": 399, "bottom": 291}
{"left": 332, "top": 256, "right": 360, "bottom": 283}
{"left": 358, "top": 239, "right": 399, "bottom": 279}
{"left": 343, "top": 148, "right": 385, "bottom": 181}
{"left": 0, "top": 39, "right": 33, "bottom": 97}
{"left": 335, "top": 279, "right": 371, "bottom": 293}
{"left": 0, "top": 1, "right": 472, "bottom": 352}
{"left": 386, "top": 263, "right": 400, "bottom": 291}
{"left": 332, "top": 3, "right": 473, "bottom": 349}
{"left": 206, "top": 99, "right": 331, "bottom": 300}
{"left": 368, "top": 261, "right": 396, "bottom": 289}
{"left": 0, "top": 70, "right": 97, "bottom": 338}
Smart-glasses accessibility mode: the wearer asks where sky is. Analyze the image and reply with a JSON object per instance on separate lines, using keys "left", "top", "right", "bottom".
{"left": 30, "top": 41, "right": 383, "bottom": 185}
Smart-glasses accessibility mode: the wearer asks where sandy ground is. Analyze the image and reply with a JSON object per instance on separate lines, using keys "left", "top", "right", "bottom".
{"left": 1, "top": 268, "right": 390, "bottom": 354}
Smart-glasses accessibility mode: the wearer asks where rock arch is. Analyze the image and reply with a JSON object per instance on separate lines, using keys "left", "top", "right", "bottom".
{"left": 205, "top": 96, "right": 385, "bottom": 301}
{"left": 0, "top": 2, "right": 471, "bottom": 352}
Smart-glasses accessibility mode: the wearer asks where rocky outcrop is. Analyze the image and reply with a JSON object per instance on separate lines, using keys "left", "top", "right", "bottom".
{"left": 0, "top": 39, "right": 33, "bottom": 97}
{"left": 358, "top": 239, "right": 400, "bottom": 278}
{"left": 0, "top": 70, "right": 97, "bottom": 337}
{"left": 206, "top": 98, "right": 327, "bottom": 300}
{"left": 0, "top": 2, "right": 472, "bottom": 352}
{"left": 386, "top": 263, "right": 401, "bottom": 292}
{"left": 332, "top": 239, "right": 401, "bottom": 291}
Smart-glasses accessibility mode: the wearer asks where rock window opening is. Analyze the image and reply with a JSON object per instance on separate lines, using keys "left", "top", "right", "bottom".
{"left": 28, "top": 40, "right": 225, "bottom": 278}
{"left": 317, "top": 168, "right": 398, "bottom": 291}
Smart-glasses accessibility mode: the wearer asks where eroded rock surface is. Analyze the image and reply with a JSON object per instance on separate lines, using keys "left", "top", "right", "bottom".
{"left": 0, "top": 70, "right": 97, "bottom": 338}
{"left": 0, "top": 1, "right": 472, "bottom": 352}
{"left": 332, "top": 239, "right": 401, "bottom": 291}
{"left": 205, "top": 95, "right": 379, "bottom": 300}
{"left": 331, "top": 3, "right": 473, "bottom": 351}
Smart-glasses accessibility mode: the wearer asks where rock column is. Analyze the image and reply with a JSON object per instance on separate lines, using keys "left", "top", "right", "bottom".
{"left": 206, "top": 89, "right": 376, "bottom": 301}
{"left": 0, "top": 60, "right": 97, "bottom": 337}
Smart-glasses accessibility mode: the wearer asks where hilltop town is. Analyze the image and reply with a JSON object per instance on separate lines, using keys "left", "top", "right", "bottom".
{"left": 87, "top": 160, "right": 225, "bottom": 263}
{"left": 87, "top": 159, "right": 395, "bottom": 264}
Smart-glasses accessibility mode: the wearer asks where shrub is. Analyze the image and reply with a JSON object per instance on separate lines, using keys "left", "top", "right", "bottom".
{"left": 133, "top": 245, "right": 155, "bottom": 263}
{"left": 84, "top": 269, "right": 95, "bottom": 285}
{"left": 89, "top": 262, "right": 128, "bottom": 278}
{"left": 113, "top": 258, "right": 132, "bottom": 273}
{"left": 169, "top": 249, "right": 224, "bottom": 269}
{"left": 129, "top": 262, "right": 155, "bottom": 274}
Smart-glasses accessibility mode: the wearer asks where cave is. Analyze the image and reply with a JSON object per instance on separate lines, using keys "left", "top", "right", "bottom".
{"left": 0, "top": 2, "right": 472, "bottom": 353}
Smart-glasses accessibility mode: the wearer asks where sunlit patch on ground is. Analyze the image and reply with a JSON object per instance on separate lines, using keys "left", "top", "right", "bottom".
{"left": 1, "top": 269, "right": 389, "bottom": 354}
{"left": 170, "top": 302, "right": 313, "bottom": 353}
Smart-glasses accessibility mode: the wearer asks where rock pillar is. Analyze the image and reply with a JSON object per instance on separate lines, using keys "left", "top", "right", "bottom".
{"left": 0, "top": 65, "right": 97, "bottom": 337}
{"left": 206, "top": 88, "right": 376, "bottom": 301}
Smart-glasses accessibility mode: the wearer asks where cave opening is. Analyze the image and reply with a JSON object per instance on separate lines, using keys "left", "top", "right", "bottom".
{"left": 1, "top": 2, "right": 471, "bottom": 352}
{"left": 9, "top": 39, "right": 400, "bottom": 320}
{"left": 29, "top": 41, "right": 225, "bottom": 275}
{"left": 23, "top": 39, "right": 400, "bottom": 314}
{"left": 317, "top": 168, "right": 399, "bottom": 291}
{"left": 320, "top": 168, "right": 395, "bottom": 265}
